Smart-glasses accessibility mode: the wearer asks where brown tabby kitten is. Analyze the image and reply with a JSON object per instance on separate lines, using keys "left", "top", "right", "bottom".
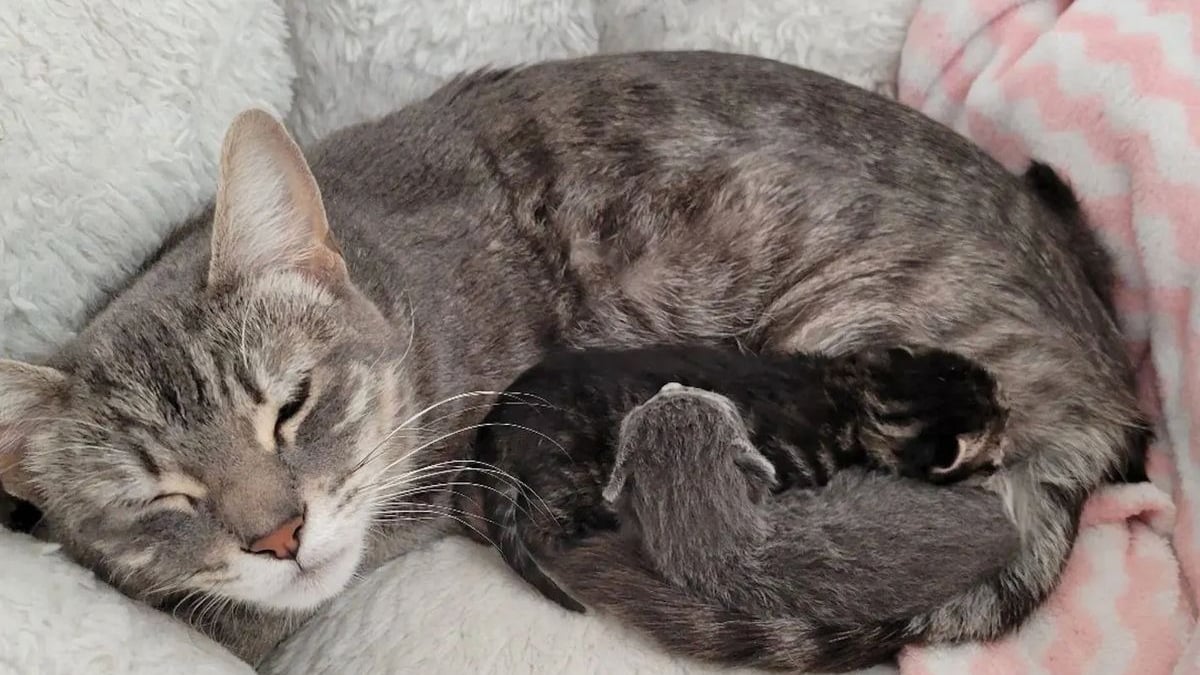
{"left": 0, "top": 51, "right": 1144, "bottom": 669}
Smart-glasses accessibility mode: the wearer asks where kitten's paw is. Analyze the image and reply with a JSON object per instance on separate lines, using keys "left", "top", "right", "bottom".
{"left": 860, "top": 347, "right": 1008, "bottom": 483}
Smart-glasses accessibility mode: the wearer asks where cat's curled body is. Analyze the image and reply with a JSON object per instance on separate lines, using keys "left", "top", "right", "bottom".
{"left": 468, "top": 344, "right": 1019, "bottom": 654}
{"left": 0, "top": 52, "right": 1144, "bottom": 669}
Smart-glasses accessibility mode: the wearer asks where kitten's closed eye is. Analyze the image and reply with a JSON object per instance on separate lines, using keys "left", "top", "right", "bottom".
{"left": 275, "top": 375, "right": 312, "bottom": 444}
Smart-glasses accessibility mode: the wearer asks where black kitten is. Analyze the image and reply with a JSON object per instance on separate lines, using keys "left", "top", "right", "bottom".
{"left": 459, "top": 345, "right": 1012, "bottom": 618}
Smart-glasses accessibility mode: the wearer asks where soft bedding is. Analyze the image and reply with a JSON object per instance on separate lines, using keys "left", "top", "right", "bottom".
{"left": 897, "top": 1, "right": 1199, "bottom": 672}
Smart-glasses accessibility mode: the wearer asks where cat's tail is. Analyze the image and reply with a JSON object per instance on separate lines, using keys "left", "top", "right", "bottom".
{"left": 538, "top": 470, "right": 1022, "bottom": 673}
{"left": 904, "top": 420, "right": 1151, "bottom": 647}
{"left": 538, "top": 532, "right": 917, "bottom": 672}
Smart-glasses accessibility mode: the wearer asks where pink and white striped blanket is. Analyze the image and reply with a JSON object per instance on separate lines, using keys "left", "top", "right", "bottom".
{"left": 896, "top": 1, "right": 1199, "bottom": 673}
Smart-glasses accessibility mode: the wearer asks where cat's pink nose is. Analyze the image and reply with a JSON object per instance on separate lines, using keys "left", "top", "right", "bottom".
{"left": 248, "top": 515, "right": 304, "bottom": 560}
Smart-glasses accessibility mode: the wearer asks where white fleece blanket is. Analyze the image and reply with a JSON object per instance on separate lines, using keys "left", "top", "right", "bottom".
{"left": 0, "top": 0, "right": 294, "bottom": 362}
{"left": 0, "top": 1, "right": 918, "bottom": 673}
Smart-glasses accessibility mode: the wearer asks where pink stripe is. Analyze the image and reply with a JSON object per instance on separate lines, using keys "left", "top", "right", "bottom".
{"left": 997, "top": 63, "right": 1200, "bottom": 264}
{"left": 1143, "top": 0, "right": 1200, "bottom": 57}
{"left": 1177, "top": 488, "right": 1200, "bottom": 610}
{"left": 905, "top": 6, "right": 959, "bottom": 105}
{"left": 1038, "top": 537, "right": 1104, "bottom": 674}
{"left": 1115, "top": 286, "right": 1150, "bottom": 318}
{"left": 1118, "top": 523, "right": 1189, "bottom": 674}
{"left": 1058, "top": 10, "right": 1200, "bottom": 146}
{"left": 975, "top": 0, "right": 1056, "bottom": 82}
{"left": 909, "top": 1, "right": 1050, "bottom": 109}
{"left": 961, "top": 108, "right": 1029, "bottom": 168}
{"left": 968, "top": 640, "right": 1029, "bottom": 674}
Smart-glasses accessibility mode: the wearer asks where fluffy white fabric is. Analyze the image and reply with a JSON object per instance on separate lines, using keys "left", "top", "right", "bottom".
{"left": 0, "top": 0, "right": 295, "bottom": 362}
{"left": 284, "top": 0, "right": 915, "bottom": 147}
{"left": 0, "top": 1, "right": 917, "bottom": 673}
{"left": 0, "top": 530, "right": 252, "bottom": 675}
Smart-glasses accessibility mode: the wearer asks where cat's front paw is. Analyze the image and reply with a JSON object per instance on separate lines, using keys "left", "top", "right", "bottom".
{"left": 860, "top": 347, "right": 1008, "bottom": 483}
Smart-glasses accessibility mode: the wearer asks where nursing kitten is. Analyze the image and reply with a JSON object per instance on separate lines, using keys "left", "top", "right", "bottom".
{"left": 605, "top": 384, "right": 1015, "bottom": 669}
{"left": 466, "top": 344, "right": 1014, "bottom": 627}
{"left": 0, "top": 51, "right": 1144, "bottom": 669}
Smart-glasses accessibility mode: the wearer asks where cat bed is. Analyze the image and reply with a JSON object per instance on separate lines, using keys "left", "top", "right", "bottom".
{"left": 12, "top": 1, "right": 1192, "bottom": 674}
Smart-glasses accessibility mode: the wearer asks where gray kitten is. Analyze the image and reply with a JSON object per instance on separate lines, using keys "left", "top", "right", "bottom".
{"left": 0, "top": 51, "right": 1144, "bottom": 669}
{"left": 607, "top": 384, "right": 1017, "bottom": 668}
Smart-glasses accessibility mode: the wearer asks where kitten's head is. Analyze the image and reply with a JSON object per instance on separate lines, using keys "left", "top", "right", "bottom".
{"left": 0, "top": 111, "right": 408, "bottom": 614}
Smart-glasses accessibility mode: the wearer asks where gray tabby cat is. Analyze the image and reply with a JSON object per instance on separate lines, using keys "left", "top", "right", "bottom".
{"left": 0, "top": 52, "right": 1144, "bottom": 669}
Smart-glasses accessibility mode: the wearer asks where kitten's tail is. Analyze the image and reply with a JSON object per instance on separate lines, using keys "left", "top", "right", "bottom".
{"left": 489, "top": 482, "right": 588, "bottom": 614}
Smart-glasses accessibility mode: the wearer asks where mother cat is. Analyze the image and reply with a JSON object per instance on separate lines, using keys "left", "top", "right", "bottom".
{"left": 0, "top": 52, "right": 1143, "bottom": 669}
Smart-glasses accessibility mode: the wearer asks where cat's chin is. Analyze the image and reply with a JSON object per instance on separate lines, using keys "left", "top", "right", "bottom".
{"left": 215, "top": 498, "right": 369, "bottom": 613}
{"left": 222, "top": 540, "right": 363, "bottom": 613}
{"left": 273, "top": 543, "right": 362, "bottom": 612}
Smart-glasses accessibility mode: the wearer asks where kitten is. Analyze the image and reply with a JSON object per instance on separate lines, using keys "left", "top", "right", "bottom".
{"left": 609, "top": 384, "right": 1015, "bottom": 670}
{"left": 464, "top": 345, "right": 1014, "bottom": 631}
{"left": 0, "top": 51, "right": 1145, "bottom": 668}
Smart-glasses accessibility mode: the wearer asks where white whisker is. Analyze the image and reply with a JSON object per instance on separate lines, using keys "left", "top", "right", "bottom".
{"left": 369, "top": 479, "right": 554, "bottom": 527}
{"left": 366, "top": 420, "right": 572, "bottom": 486}
{"left": 367, "top": 459, "right": 556, "bottom": 521}
{"left": 348, "top": 390, "right": 563, "bottom": 479}
{"left": 380, "top": 502, "right": 502, "bottom": 555}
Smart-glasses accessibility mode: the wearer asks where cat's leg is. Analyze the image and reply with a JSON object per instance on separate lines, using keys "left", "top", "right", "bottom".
{"left": 603, "top": 383, "right": 774, "bottom": 605}
{"left": 851, "top": 347, "right": 1009, "bottom": 484}
{"left": 769, "top": 295, "right": 1145, "bottom": 647}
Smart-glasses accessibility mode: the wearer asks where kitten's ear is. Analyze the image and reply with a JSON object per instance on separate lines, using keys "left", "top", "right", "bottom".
{"left": 208, "top": 109, "right": 348, "bottom": 288}
{"left": 604, "top": 413, "right": 643, "bottom": 503}
{"left": 0, "top": 360, "right": 65, "bottom": 504}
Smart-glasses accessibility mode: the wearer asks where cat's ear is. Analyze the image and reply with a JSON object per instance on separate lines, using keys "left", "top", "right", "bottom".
{"left": 208, "top": 109, "right": 348, "bottom": 289}
{"left": 0, "top": 360, "right": 65, "bottom": 504}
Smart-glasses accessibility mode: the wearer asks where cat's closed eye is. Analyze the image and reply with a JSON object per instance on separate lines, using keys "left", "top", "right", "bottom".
{"left": 148, "top": 493, "right": 198, "bottom": 511}
{"left": 274, "top": 375, "right": 312, "bottom": 444}
{"left": 146, "top": 474, "right": 207, "bottom": 511}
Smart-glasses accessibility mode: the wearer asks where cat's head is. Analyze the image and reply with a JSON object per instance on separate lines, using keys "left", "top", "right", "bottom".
{"left": 0, "top": 110, "right": 409, "bottom": 614}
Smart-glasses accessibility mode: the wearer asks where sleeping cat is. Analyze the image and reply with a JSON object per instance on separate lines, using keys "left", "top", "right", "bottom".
{"left": 466, "top": 345, "right": 1016, "bottom": 635}
{"left": 0, "top": 51, "right": 1145, "bottom": 668}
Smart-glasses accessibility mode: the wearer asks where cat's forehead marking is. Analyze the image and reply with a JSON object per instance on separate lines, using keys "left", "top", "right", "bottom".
{"left": 252, "top": 403, "right": 276, "bottom": 452}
